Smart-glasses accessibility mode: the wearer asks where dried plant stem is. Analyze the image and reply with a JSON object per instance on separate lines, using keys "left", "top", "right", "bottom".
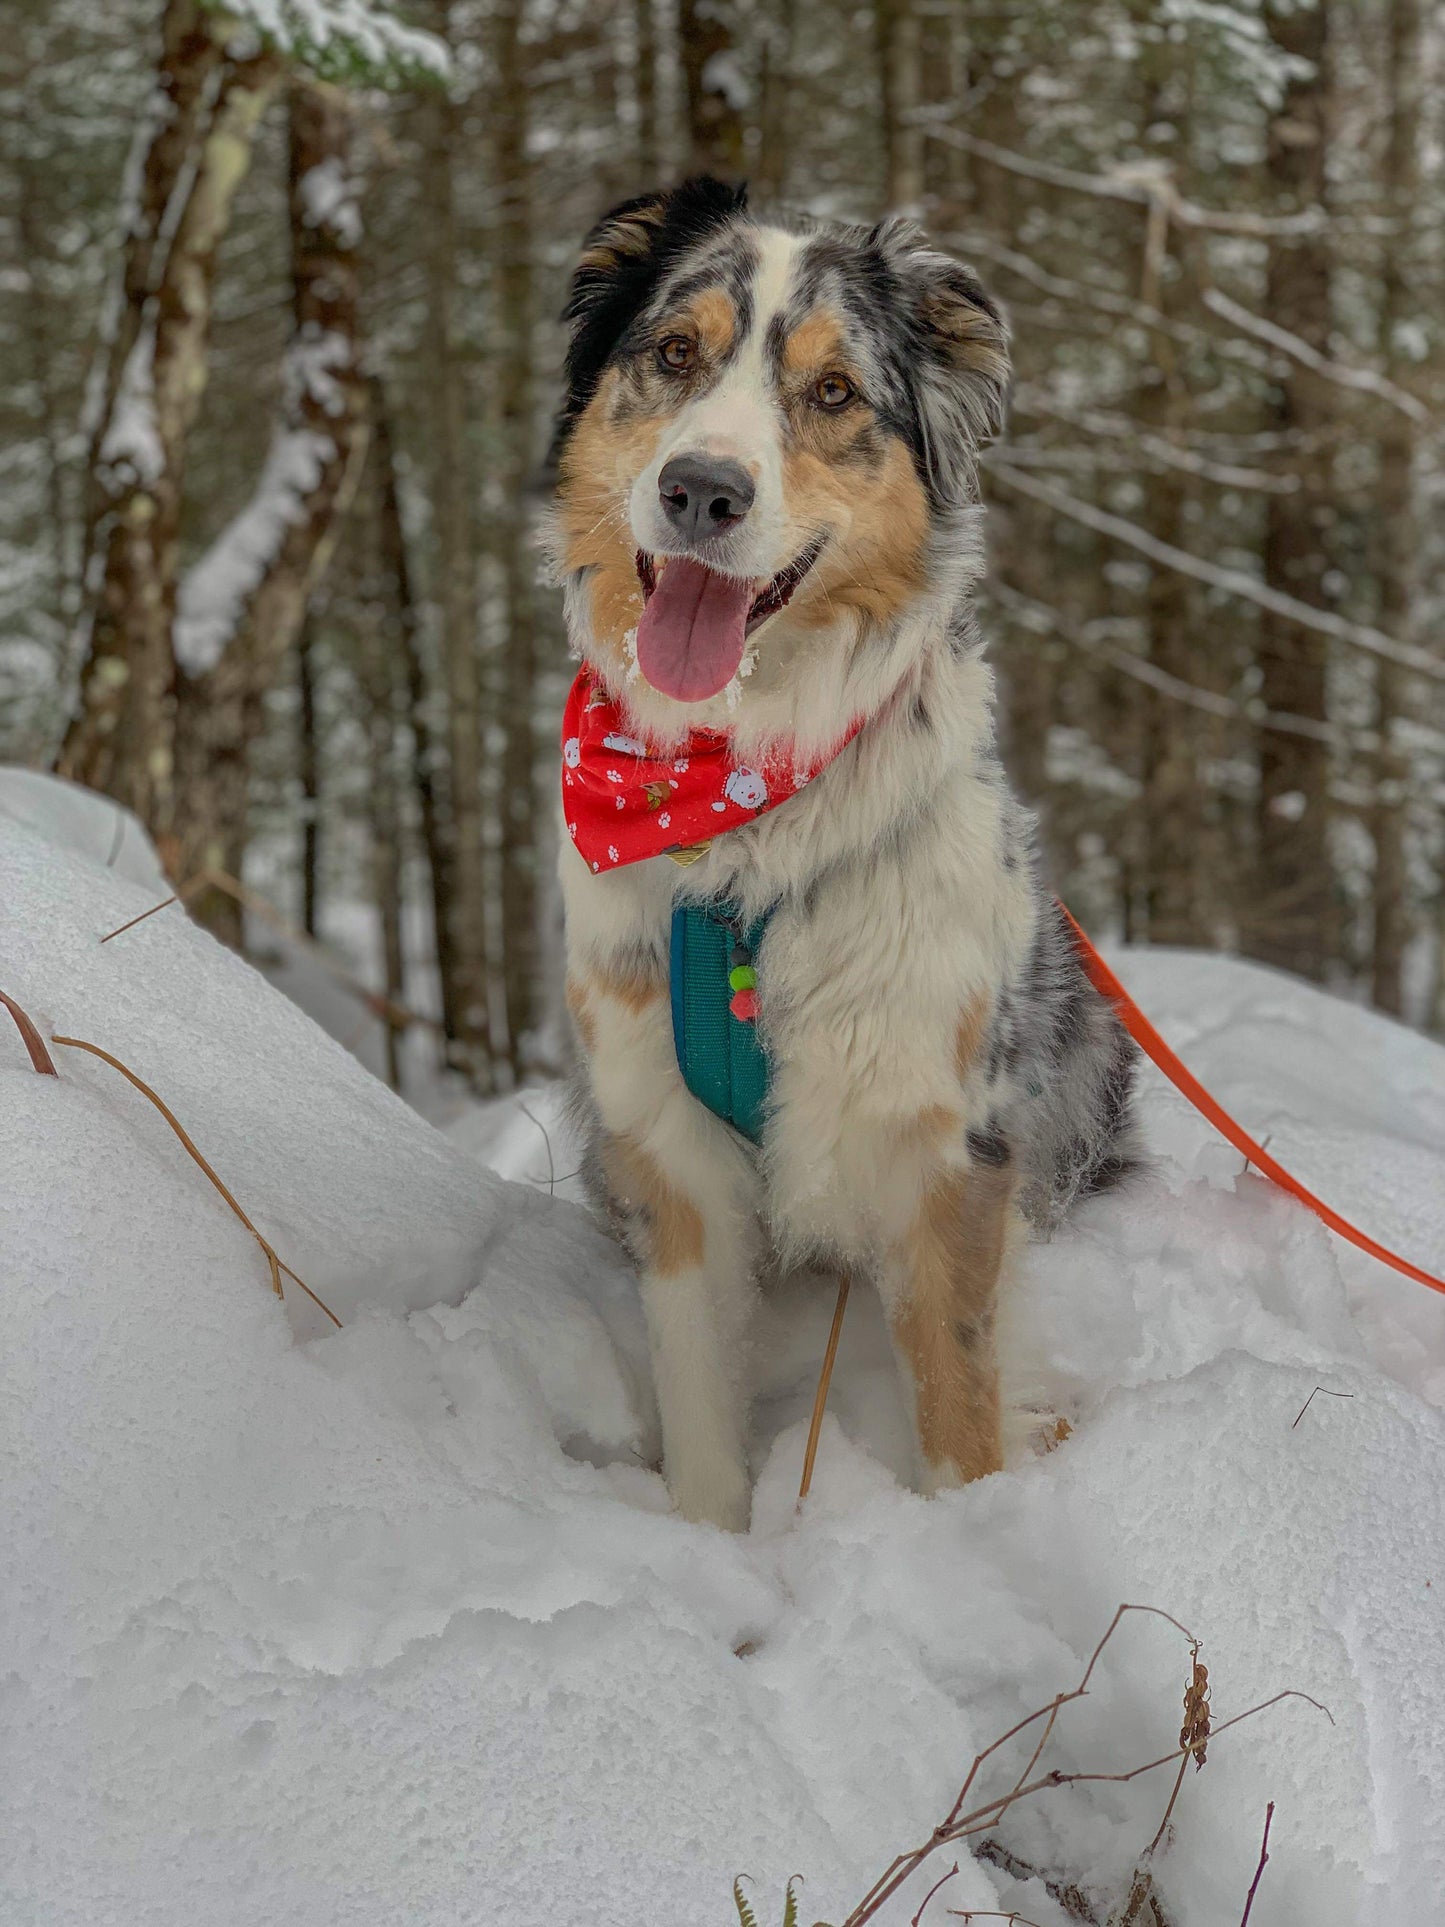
{"left": 839, "top": 1603, "right": 1330, "bottom": 1927}
{"left": 1, "top": 988, "right": 58, "bottom": 1075}
{"left": 798, "top": 1271, "right": 851, "bottom": 1503}
{"left": 99, "top": 866, "right": 442, "bottom": 1041}
{"left": 947, "top": 1914, "right": 1049, "bottom": 1926}
{"left": 51, "top": 1033, "right": 342, "bottom": 1328}
{"left": 912, "top": 1863, "right": 959, "bottom": 1925}
{"left": 1292, "top": 1386, "right": 1354, "bottom": 1428}
{"left": 1143, "top": 1753, "right": 1190, "bottom": 1863}
{"left": 1238, "top": 1804, "right": 1274, "bottom": 1926}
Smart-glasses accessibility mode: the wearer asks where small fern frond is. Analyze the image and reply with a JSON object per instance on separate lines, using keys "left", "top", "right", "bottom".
{"left": 733, "top": 1876, "right": 760, "bottom": 1927}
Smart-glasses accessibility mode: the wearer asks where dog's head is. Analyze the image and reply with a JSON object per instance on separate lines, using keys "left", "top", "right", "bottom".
{"left": 550, "top": 179, "right": 1009, "bottom": 728}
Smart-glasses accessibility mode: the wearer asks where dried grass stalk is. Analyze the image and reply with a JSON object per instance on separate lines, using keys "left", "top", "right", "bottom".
{"left": 51, "top": 1032, "right": 341, "bottom": 1328}
{"left": 1, "top": 988, "right": 58, "bottom": 1075}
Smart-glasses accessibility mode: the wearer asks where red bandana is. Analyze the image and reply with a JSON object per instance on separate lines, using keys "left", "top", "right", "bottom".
{"left": 561, "top": 668, "right": 862, "bottom": 872}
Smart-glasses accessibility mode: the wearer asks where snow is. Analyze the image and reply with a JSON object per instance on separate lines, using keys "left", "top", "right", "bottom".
{"left": 175, "top": 424, "right": 335, "bottom": 674}
{"left": 4, "top": 771, "right": 1445, "bottom": 1927}
{"left": 97, "top": 321, "right": 164, "bottom": 489}
{"left": 215, "top": 0, "right": 449, "bottom": 82}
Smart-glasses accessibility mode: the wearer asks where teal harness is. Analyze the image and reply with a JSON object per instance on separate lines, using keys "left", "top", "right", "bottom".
{"left": 669, "top": 900, "right": 773, "bottom": 1142}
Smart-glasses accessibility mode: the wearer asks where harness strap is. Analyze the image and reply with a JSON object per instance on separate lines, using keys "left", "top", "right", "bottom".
{"left": 670, "top": 900, "right": 772, "bottom": 1143}
{"left": 1060, "top": 903, "right": 1445, "bottom": 1299}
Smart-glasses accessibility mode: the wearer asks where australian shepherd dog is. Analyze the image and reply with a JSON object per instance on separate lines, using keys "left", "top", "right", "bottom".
{"left": 548, "top": 177, "right": 1138, "bottom": 1531}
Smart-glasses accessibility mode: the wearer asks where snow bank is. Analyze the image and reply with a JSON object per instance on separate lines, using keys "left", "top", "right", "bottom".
{"left": 4, "top": 772, "right": 1445, "bottom": 1927}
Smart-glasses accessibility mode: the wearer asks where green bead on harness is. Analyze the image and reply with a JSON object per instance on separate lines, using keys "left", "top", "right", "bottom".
{"left": 669, "top": 900, "right": 772, "bottom": 1142}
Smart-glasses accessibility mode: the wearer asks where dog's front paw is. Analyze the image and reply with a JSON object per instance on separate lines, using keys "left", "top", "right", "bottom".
{"left": 669, "top": 1460, "right": 753, "bottom": 1533}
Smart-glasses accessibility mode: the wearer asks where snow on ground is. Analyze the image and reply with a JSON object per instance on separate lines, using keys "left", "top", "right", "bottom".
{"left": 4, "top": 773, "right": 1445, "bottom": 1927}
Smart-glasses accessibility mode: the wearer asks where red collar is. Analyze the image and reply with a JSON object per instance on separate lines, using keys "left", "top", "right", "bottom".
{"left": 561, "top": 668, "right": 862, "bottom": 872}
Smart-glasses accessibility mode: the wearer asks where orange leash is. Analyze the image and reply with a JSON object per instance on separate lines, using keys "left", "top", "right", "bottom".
{"left": 1059, "top": 904, "right": 1445, "bottom": 1300}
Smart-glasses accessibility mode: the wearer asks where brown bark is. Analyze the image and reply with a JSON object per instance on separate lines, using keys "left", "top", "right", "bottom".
{"left": 423, "top": 0, "right": 496, "bottom": 1089}
{"left": 678, "top": 0, "right": 745, "bottom": 177}
{"left": 875, "top": 0, "right": 924, "bottom": 211}
{"left": 754, "top": 0, "right": 796, "bottom": 205}
{"left": 1135, "top": 18, "right": 1201, "bottom": 946}
{"left": 1369, "top": 0, "right": 1422, "bottom": 1017}
{"left": 297, "top": 611, "right": 321, "bottom": 937}
{"left": 1250, "top": 0, "right": 1336, "bottom": 982}
{"left": 493, "top": 0, "right": 539, "bottom": 1080}
{"left": 61, "top": 39, "right": 281, "bottom": 840}
{"left": 632, "top": 0, "right": 660, "bottom": 184}
{"left": 81, "top": 0, "right": 223, "bottom": 567}
{"left": 172, "top": 76, "right": 368, "bottom": 941}
{"left": 371, "top": 380, "right": 459, "bottom": 1051}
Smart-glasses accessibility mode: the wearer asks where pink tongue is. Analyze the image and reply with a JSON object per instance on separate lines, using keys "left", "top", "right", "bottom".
{"left": 636, "top": 558, "right": 753, "bottom": 701}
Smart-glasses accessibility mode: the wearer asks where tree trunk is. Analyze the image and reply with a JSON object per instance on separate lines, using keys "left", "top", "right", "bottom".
{"left": 754, "top": 0, "right": 795, "bottom": 205}
{"left": 1135, "top": 21, "right": 1201, "bottom": 946}
{"left": 875, "top": 0, "right": 924, "bottom": 211}
{"left": 355, "top": 585, "right": 407, "bottom": 1093}
{"left": 1250, "top": 0, "right": 1335, "bottom": 982}
{"left": 633, "top": 0, "right": 660, "bottom": 185}
{"left": 80, "top": 0, "right": 222, "bottom": 577}
{"left": 422, "top": 1, "right": 496, "bottom": 1090}
{"left": 371, "top": 379, "right": 458, "bottom": 1052}
{"left": 297, "top": 611, "right": 321, "bottom": 937}
{"left": 492, "top": 0, "right": 539, "bottom": 1081}
{"left": 1369, "top": 0, "right": 1422, "bottom": 1018}
{"left": 60, "top": 38, "right": 281, "bottom": 845}
{"left": 678, "top": 0, "right": 745, "bottom": 176}
{"left": 171, "top": 75, "right": 367, "bottom": 943}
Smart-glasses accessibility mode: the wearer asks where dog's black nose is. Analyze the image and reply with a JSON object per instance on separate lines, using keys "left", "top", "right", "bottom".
{"left": 657, "top": 454, "right": 755, "bottom": 545}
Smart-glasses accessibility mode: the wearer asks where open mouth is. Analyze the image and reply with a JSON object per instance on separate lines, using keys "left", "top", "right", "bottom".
{"left": 633, "top": 539, "right": 824, "bottom": 703}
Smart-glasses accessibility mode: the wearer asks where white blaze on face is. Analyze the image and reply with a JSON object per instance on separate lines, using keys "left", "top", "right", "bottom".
{"left": 628, "top": 227, "right": 806, "bottom": 583}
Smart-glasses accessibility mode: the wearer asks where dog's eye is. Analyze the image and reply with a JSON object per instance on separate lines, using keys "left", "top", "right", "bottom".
{"left": 658, "top": 336, "right": 697, "bottom": 373}
{"left": 814, "top": 372, "right": 856, "bottom": 409}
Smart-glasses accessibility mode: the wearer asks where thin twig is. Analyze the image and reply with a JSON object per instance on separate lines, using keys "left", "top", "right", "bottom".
{"left": 912, "top": 1863, "right": 959, "bottom": 1925}
{"left": 947, "top": 1914, "right": 1049, "bottom": 1926}
{"left": 798, "top": 1272, "right": 851, "bottom": 1504}
{"left": 984, "top": 461, "right": 1445, "bottom": 688}
{"left": 1238, "top": 1804, "right": 1275, "bottom": 1926}
{"left": 1292, "top": 1387, "right": 1355, "bottom": 1429}
{"left": 840, "top": 1599, "right": 1328, "bottom": 1927}
{"left": 50, "top": 1032, "right": 342, "bottom": 1328}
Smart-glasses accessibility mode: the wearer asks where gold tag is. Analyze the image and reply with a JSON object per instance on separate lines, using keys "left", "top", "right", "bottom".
{"left": 666, "top": 843, "right": 709, "bottom": 867}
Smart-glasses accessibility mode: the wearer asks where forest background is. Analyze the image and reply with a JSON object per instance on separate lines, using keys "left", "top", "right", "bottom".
{"left": 4, "top": 0, "right": 1442, "bottom": 1097}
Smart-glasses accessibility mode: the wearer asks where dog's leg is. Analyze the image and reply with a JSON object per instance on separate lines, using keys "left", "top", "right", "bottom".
{"left": 877, "top": 1149, "right": 1020, "bottom": 1491}
{"left": 571, "top": 968, "right": 762, "bottom": 1531}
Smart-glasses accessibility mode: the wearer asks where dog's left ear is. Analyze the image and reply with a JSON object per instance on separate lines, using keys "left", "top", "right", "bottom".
{"left": 873, "top": 219, "right": 1011, "bottom": 504}
{"left": 552, "top": 177, "right": 748, "bottom": 461}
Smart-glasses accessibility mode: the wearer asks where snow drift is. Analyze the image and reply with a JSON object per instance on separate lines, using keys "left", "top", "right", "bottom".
{"left": 3, "top": 773, "right": 1445, "bottom": 1927}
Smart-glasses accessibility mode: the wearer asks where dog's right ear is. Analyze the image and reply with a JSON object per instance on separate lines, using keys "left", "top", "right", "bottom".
{"left": 555, "top": 177, "right": 747, "bottom": 452}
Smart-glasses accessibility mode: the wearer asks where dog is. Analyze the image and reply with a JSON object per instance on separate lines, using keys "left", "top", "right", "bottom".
{"left": 548, "top": 177, "right": 1138, "bottom": 1531}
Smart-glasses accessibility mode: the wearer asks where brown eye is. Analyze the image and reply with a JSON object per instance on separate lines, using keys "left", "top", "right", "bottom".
{"left": 814, "top": 372, "right": 856, "bottom": 409}
{"left": 658, "top": 335, "right": 697, "bottom": 373}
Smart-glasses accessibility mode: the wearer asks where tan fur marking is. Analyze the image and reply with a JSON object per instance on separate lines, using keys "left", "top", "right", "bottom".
{"left": 602, "top": 1132, "right": 706, "bottom": 1276}
{"left": 556, "top": 368, "right": 660, "bottom": 667}
{"left": 954, "top": 992, "right": 991, "bottom": 1083}
{"left": 782, "top": 308, "right": 847, "bottom": 374}
{"left": 903, "top": 1102, "right": 962, "bottom": 1150}
{"left": 891, "top": 1159, "right": 1014, "bottom": 1484}
{"left": 565, "top": 975, "right": 598, "bottom": 1054}
{"left": 594, "top": 957, "right": 664, "bottom": 1014}
{"left": 687, "top": 286, "right": 737, "bottom": 360}
{"left": 786, "top": 436, "right": 930, "bottom": 628}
